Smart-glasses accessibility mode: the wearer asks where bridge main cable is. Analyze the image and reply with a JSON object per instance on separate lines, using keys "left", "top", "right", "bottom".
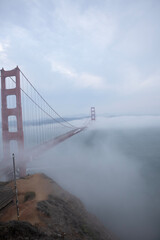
{"left": 9, "top": 76, "right": 72, "bottom": 129}
{"left": 20, "top": 70, "right": 75, "bottom": 129}
{"left": 8, "top": 75, "right": 76, "bottom": 129}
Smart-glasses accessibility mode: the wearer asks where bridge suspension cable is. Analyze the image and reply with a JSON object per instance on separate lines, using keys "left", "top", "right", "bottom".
{"left": 9, "top": 73, "right": 76, "bottom": 129}
{"left": 6, "top": 68, "right": 89, "bottom": 151}
{"left": 20, "top": 70, "right": 76, "bottom": 128}
{"left": 0, "top": 66, "right": 92, "bottom": 179}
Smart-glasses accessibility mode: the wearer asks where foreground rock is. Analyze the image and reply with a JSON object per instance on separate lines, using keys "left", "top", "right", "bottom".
{"left": 0, "top": 220, "right": 54, "bottom": 240}
{"left": 0, "top": 173, "right": 114, "bottom": 240}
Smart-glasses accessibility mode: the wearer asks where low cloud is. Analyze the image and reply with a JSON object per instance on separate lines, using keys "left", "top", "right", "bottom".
{"left": 54, "top": 1, "right": 116, "bottom": 49}
{"left": 0, "top": 43, "right": 4, "bottom": 52}
{"left": 0, "top": 40, "right": 10, "bottom": 67}
{"left": 48, "top": 59, "right": 106, "bottom": 90}
{"left": 113, "top": 63, "right": 160, "bottom": 95}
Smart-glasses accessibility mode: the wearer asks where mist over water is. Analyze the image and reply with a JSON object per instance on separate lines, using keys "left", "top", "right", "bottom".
{"left": 1, "top": 116, "right": 160, "bottom": 240}
{"left": 35, "top": 116, "right": 160, "bottom": 240}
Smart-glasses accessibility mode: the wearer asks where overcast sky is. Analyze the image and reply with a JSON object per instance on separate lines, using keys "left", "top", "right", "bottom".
{"left": 0, "top": 0, "right": 160, "bottom": 116}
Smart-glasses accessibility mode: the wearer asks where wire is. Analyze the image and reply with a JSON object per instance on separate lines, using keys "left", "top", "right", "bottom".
{"left": 9, "top": 76, "right": 74, "bottom": 129}
{"left": 20, "top": 70, "right": 76, "bottom": 128}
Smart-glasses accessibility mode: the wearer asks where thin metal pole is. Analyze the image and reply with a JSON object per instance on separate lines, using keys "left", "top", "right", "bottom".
{"left": 12, "top": 153, "right": 20, "bottom": 221}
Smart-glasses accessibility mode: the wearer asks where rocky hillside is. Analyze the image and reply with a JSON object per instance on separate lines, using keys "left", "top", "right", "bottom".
{"left": 0, "top": 173, "right": 115, "bottom": 240}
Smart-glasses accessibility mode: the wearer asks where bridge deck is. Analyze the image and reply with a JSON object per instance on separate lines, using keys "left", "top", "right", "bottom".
{"left": 0, "top": 127, "right": 86, "bottom": 178}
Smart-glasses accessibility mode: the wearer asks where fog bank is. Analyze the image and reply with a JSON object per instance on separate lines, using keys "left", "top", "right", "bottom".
{"left": 28, "top": 116, "right": 160, "bottom": 240}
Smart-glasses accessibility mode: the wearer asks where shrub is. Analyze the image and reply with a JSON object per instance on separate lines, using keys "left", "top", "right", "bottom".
{"left": 24, "top": 191, "right": 36, "bottom": 202}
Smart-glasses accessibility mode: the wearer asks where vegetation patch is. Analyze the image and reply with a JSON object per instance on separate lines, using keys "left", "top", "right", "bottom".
{"left": 24, "top": 191, "right": 36, "bottom": 202}
{"left": 37, "top": 201, "right": 51, "bottom": 217}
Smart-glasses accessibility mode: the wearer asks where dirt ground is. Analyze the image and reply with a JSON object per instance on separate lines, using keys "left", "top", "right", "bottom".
{"left": 0, "top": 173, "right": 65, "bottom": 224}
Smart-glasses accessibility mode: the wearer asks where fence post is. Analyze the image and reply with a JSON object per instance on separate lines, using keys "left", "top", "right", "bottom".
{"left": 12, "top": 153, "right": 20, "bottom": 221}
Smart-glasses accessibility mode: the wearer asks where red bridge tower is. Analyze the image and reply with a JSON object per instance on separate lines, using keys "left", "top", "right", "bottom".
{"left": 1, "top": 67, "right": 25, "bottom": 176}
{"left": 91, "top": 107, "right": 96, "bottom": 121}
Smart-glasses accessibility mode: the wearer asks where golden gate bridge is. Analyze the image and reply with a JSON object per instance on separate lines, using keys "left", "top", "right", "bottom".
{"left": 0, "top": 67, "right": 96, "bottom": 179}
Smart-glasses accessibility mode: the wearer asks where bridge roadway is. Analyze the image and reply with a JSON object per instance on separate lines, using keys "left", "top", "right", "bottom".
{"left": 0, "top": 126, "right": 86, "bottom": 178}
{"left": 29, "top": 126, "right": 86, "bottom": 159}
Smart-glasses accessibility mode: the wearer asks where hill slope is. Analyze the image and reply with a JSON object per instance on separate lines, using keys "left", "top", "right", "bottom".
{"left": 0, "top": 173, "right": 114, "bottom": 240}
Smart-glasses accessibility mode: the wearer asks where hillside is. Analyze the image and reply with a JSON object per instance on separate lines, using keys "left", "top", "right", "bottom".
{"left": 0, "top": 173, "right": 114, "bottom": 240}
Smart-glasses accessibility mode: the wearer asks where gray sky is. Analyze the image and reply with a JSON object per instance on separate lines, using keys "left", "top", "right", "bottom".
{"left": 0, "top": 0, "right": 160, "bottom": 116}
